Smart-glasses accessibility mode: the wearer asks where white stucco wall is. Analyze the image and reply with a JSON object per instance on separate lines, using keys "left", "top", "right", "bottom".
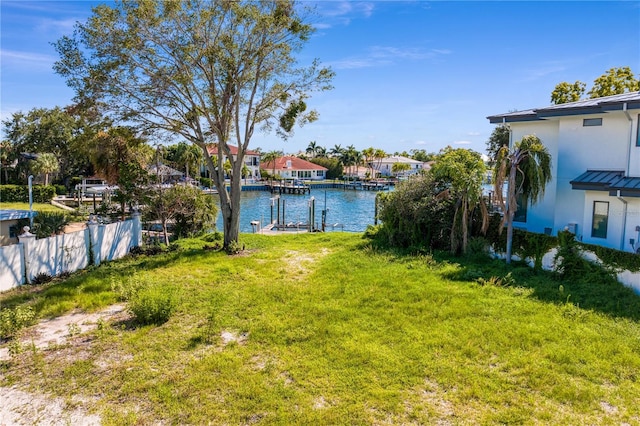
{"left": 0, "top": 244, "right": 25, "bottom": 291}
{"left": 509, "top": 120, "right": 559, "bottom": 234}
{"left": 507, "top": 110, "right": 640, "bottom": 251}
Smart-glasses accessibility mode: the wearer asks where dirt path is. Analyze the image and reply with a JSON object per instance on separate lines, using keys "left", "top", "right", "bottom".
{"left": 0, "top": 304, "right": 127, "bottom": 425}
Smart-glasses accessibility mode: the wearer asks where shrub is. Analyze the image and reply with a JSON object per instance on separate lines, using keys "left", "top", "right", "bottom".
{"left": 31, "top": 273, "right": 53, "bottom": 285}
{"left": 199, "top": 177, "right": 212, "bottom": 189}
{"left": 32, "top": 211, "right": 69, "bottom": 238}
{"left": 128, "top": 284, "right": 179, "bottom": 325}
{"left": 54, "top": 184, "right": 67, "bottom": 195}
{"left": 554, "top": 231, "right": 615, "bottom": 283}
{"left": 0, "top": 184, "right": 56, "bottom": 203}
{"left": 0, "top": 305, "right": 36, "bottom": 339}
{"left": 201, "top": 232, "right": 223, "bottom": 243}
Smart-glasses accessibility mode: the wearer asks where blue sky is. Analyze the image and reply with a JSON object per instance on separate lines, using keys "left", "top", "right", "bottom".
{"left": 1, "top": 1, "right": 639, "bottom": 156}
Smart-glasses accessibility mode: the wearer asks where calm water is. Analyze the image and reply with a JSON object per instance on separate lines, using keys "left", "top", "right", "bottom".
{"left": 215, "top": 188, "right": 381, "bottom": 233}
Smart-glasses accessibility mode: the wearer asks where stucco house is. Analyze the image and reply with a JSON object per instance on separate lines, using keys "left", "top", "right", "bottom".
{"left": 374, "top": 155, "right": 425, "bottom": 177}
{"left": 203, "top": 144, "right": 261, "bottom": 180}
{"left": 488, "top": 91, "right": 640, "bottom": 253}
{"left": 261, "top": 156, "right": 327, "bottom": 181}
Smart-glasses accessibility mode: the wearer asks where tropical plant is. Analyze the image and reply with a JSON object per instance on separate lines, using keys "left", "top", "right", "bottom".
{"left": 54, "top": 0, "right": 334, "bottom": 251}
{"left": 329, "top": 144, "right": 344, "bottom": 158}
{"left": 391, "top": 162, "right": 411, "bottom": 177}
{"left": 306, "top": 141, "right": 317, "bottom": 158}
{"left": 430, "top": 147, "right": 489, "bottom": 254}
{"left": 261, "top": 150, "right": 282, "bottom": 181}
{"left": 494, "top": 135, "right": 552, "bottom": 263}
{"left": 32, "top": 211, "right": 70, "bottom": 238}
{"left": 32, "top": 153, "right": 59, "bottom": 186}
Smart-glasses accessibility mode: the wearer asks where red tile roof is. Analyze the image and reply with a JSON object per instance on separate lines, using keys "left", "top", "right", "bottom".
{"left": 260, "top": 156, "right": 328, "bottom": 171}
{"left": 206, "top": 144, "right": 260, "bottom": 157}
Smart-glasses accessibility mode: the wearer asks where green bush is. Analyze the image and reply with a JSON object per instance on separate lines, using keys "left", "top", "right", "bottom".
{"left": 0, "top": 185, "right": 56, "bottom": 203}
{"left": 32, "top": 211, "right": 69, "bottom": 238}
{"left": 0, "top": 305, "right": 36, "bottom": 340}
{"left": 128, "top": 284, "right": 179, "bottom": 325}
{"left": 199, "top": 177, "right": 213, "bottom": 189}
{"left": 54, "top": 184, "right": 67, "bottom": 195}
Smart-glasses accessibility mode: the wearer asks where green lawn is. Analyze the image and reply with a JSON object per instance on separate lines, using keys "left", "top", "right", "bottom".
{"left": 1, "top": 233, "right": 639, "bottom": 424}
{"left": 0, "top": 202, "right": 67, "bottom": 213}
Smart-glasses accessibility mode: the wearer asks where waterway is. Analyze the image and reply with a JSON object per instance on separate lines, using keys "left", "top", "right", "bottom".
{"left": 215, "top": 188, "right": 381, "bottom": 233}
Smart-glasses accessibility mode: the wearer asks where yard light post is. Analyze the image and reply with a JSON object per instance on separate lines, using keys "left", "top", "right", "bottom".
{"left": 28, "top": 175, "right": 34, "bottom": 229}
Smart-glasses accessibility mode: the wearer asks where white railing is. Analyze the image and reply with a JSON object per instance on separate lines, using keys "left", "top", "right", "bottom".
{"left": 0, "top": 214, "right": 142, "bottom": 292}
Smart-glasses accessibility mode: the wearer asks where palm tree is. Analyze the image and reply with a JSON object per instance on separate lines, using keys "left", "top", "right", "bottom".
{"left": 177, "top": 142, "right": 202, "bottom": 180}
{"left": 362, "top": 147, "right": 375, "bottom": 179}
{"left": 315, "top": 145, "right": 327, "bottom": 158}
{"left": 261, "top": 150, "right": 281, "bottom": 182}
{"left": 342, "top": 145, "right": 361, "bottom": 180}
{"left": 330, "top": 144, "right": 344, "bottom": 158}
{"left": 33, "top": 153, "right": 59, "bottom": 185}
{"left": 306, "top": 141, "right": 317, "bottom": 158}
{"left": 494, "top": 135, "right": 552, "bottom": 263}
{"left": 373, "top": 149, "right": 386, "bottom": 179}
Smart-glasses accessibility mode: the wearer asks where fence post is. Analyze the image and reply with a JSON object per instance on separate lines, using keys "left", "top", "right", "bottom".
{"left": 17, "top": 226, "right": 36, "bottom": 284}
{"left": 87, "top": 215, "right": 102, "bottom": 266}
{"left": 132, "top": 211, "right": 142, "bottom": 247}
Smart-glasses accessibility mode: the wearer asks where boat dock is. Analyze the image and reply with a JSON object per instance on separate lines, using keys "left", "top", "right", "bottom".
{"left": 267, "top": 180, "right": 311, "bottom": 195}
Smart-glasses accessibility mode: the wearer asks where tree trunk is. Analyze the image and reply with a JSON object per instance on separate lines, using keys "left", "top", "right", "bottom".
{"left": 505, "top": 160, "right": 518, "bottom": 264}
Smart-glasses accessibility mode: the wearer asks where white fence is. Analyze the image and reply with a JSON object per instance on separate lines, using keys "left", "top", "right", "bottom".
{"left": 0, "top": 214, "right": 142, "bottom": 292}
{"left": 493, "top": 247, "right": 640, "bottom": 295}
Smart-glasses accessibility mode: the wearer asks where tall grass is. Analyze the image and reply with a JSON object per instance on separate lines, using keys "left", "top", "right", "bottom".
{"left": 1, "top": 233, "right": 639, "bottom": 424}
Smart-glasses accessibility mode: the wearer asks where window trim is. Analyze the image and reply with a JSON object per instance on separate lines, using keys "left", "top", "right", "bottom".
{"left": 591, "top": 201, "right": 609, "bottom": 239}
{"left": 636, "top": 114, "right": 640, "bottom": 146}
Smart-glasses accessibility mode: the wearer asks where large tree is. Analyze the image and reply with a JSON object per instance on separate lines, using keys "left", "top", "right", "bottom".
{"left": 588, "top": 66, "right": 639, "bottom": 98}
{"left": 54, "top": 0, "right": 334, "bottom": 249}
{"left": 550, "top": 67, "right": 638, "bottom": 104}
{"left": 486, "top": 124, "right": 510, "bottom": 167}
{"left": 550, "top": 81, "right": 586, "bottom": 105}
{"left": 91, "top": 126, "right": 152, "bottom": 217}
{"left": 2, "top": 107, "right": 92, "bottom": 184}
{"left": 494, "top": 135, "right": 552, "bottom": 264}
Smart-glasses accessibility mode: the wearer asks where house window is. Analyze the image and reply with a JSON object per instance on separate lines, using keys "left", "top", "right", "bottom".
{"left": 513, "top": 193, "right": 527, "bottom": 223}
{"left": 583, "top": 118, "right": 602, "bottom": 127}
{"left": 591, "top": 201, "right": 609, "bottom": 239}
{"left": 636, "top": 115, "right": 640, "bottom": 146}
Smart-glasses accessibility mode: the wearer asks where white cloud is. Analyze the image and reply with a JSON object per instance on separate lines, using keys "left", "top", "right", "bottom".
{"left": 330, "top": 46, "right": 450, "bottom": 70}
{"left": 467, "top": 131, "right": 481, "bottom": 136}
{"left": 0, "top": 49, "right": 55, "bottom": 70}
{"left": 36, "top": 18, "right": 78, "bottom": 36}
{"left": 414, "top": 141, "right": 427, "bottom": 145}
{"left": 453, "top": 140, "right": 472, "bottom": 145}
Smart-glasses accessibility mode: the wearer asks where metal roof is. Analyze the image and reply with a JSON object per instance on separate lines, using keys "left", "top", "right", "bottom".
{"left": 570, "top": 170, "right": 640, "bottom": 197}
{"left": 0, "top": 210, "right": 37, "bottom": 221}
{"left": 488, "top": 91, "right": 640, "bottom": 123}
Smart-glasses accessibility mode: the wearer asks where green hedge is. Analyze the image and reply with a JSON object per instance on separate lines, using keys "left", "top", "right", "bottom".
{"left": 0, "top": 185, "right": 57, "bottom": 203}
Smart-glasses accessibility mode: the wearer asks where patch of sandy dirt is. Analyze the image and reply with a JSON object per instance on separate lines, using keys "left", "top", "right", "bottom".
{"left": 281, "top": 248, "right": 331, "bottom": 278}
{"left": 0, "top": 386, "right": 101, "bottom": 426}
{"left": 0, "top": 304, "right": 126, "bottom": 361}
{"left": 0, "top": 304, "right": 128, "bottom": 425}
